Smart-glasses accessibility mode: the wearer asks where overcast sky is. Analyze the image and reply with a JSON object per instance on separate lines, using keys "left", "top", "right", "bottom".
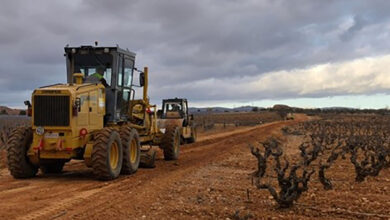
{"left": 1, "top": 0, "right": 390, "bottom": 108}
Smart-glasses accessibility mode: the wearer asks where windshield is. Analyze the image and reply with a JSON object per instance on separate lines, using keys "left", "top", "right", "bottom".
{"left": 164, "top": 102, "right": 182, "bottom": 113}
{"left": 72, "top": 53, "right": 113, "bottom": 86}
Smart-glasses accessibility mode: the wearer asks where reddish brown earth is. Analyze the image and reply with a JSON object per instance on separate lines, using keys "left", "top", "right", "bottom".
{"left": 0, "top": 115, "right": 389, "bottom": 219}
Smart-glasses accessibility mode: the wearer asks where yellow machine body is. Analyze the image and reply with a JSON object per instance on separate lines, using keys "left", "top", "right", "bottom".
{"left": 7, "top": 45, "right": 182, "bottom": 180}
{"left": 27, "top": 82, "right": 105, "bottom": 164}
{"left": 26, "top": 67, "right": 162, "bottom": 166}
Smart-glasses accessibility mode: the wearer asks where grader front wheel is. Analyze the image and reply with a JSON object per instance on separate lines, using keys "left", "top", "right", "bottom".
{"left": 120, "top": 126, "right": 141, "bottom": 174}
{"left": 91, "top": 128, "right": 123, "bottom": 180}
{"left": 6, "top": 127, "right": 38, "bottom": 178}
{"left": 161, "top": 126, "right": 181, "bottom": 160}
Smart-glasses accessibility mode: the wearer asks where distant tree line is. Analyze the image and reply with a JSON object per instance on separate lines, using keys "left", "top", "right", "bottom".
{"left": 193, "top": 104, "right": 390, "bottom": 116}
{"left": 288, "top": 108, "right": 390, "bottom": 116}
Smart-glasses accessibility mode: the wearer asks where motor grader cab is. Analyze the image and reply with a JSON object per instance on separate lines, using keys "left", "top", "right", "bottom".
{"left": 65, "top": 46, "right": 138, "bottom": 124}
{"left": 159, "top": 98, "right": 197, "bottom": 144}
{"left": 6, "top": 45, "right": 181, "bottom": 180}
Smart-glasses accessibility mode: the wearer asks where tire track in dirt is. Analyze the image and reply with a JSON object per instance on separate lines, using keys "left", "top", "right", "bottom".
{"left": 0, "top": 117, "right": 306, "bottom": 219}
{"left": 58, "top": 118, "right": 305, "bottom": 219}
{"left": 17, "top": 188, "right": 103, "bottom": 220}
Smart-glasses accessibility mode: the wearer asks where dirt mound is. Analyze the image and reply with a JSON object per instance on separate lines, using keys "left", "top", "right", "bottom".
{"left": 0, "top": 106, "right": 23, "bottom": 115}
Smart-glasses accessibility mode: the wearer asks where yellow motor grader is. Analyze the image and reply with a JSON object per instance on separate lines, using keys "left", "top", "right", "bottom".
{"left": 7, "top": 45, "right": 181, "bottom": 180}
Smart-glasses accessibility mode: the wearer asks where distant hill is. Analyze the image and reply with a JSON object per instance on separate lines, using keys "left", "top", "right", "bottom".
{"left": 0, "top": 106, "right": 24, "bottom": 115}
{"left": 189, "top": 104, "right": 310, "bottom": 114}
{"left": 189, "top": 104, "right": 367, "bottom": 114}
{"left": 272, "top": 104, "right": 292, "bottom": 110}
{"left": 321, "top": 107, "right": 357, "bottom": 110}
{"left": 189, "top": 106, "right": 266, "bottom": 114}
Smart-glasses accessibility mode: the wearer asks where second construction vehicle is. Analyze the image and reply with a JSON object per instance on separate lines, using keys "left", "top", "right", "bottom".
{"left": 7, "top": 45, "right": 181, "bottom": 180}
{"left": 158, "top": 98, "right": 197, "bottom": 145}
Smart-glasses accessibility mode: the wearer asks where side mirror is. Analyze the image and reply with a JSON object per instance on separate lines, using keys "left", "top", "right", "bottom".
{"left": 24, "top": 100, "right": 31, "bottom": 107}
{"left": 139, "top": 72, "right": 145, "bottom": 87}
{"left": 24, "top": 100, "right": 32, "bottom": 117}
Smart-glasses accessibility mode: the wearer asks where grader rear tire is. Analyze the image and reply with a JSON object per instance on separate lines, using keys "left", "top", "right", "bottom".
{"left": 6, "top": 127, "right": 38, "bottom": 178}
{"left": 120, "top": 126, "right": 141, "bottom": 174}
{"left": 40, "top": 160, "right": 65, "bottom": 174}
{"left": 161, "top": 126, "right": 181, "bottom": 160}
{"left": 91, "top": 128, "right": 123, "bottom": 180}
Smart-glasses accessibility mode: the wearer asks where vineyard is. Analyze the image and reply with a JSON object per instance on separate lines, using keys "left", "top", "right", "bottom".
{"left": 0, "top": 116, "right": 30, "bottom": 148}
{"left": 250, "top": 114, "right": 390, "bottom": 217}
{"left": 194, "top": 111, "right": 281, "bottom": 131}
{"left": 0, "top": 116, "right": 30, "bottom": 168}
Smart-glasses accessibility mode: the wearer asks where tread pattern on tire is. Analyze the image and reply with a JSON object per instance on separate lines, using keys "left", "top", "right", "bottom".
{"left": 161, "top": 126, "right": 180, "bottom": 160}
{"left": 91, "top": 127, "right": 122, "bottom": 180}
{"left": 120, "top": 126, "right": 140, "bottom": 174}
{"left": 6, "top": 127, "right": 38, "bottom": 178}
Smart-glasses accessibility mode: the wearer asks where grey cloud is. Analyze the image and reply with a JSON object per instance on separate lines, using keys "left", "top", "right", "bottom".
{"left": 1, "top": 0, "right": 390, "bottom": 107}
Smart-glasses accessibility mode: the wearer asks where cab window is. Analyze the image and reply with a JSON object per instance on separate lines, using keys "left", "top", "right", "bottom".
{"left": 117, "top": 55, "right": 123, "bottom": 86}
{"left": 72, "top": 53, "right": 113, "bottom": 86}
{"left": 124, "top": 58, "right": 133, "bottom": 88}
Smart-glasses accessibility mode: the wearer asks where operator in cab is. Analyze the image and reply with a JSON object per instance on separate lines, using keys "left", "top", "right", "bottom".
{"left": 171, "top": 103, "right": 181, "bottom": 111}
{"left": 85, "top": 66, "right": 109, "bottom": 87}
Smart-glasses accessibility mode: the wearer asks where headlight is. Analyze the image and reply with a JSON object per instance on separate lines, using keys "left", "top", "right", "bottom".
{"left": 36, "top": 127, "right": 44, "bottom": 135}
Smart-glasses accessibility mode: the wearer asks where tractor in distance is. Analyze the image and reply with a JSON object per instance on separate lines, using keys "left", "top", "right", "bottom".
{"left": 158, "top": 98, "right": 197, "bottom": 144}
{"left": 6, "top": 45, "right": 181, "bottom": 180}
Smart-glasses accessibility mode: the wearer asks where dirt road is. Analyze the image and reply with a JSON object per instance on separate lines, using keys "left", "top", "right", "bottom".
{"left": 0, "top": 117, "right": 303, "bottom": 220}
{"left": 1, "top": 115, "right": 388, "bottom": 219}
